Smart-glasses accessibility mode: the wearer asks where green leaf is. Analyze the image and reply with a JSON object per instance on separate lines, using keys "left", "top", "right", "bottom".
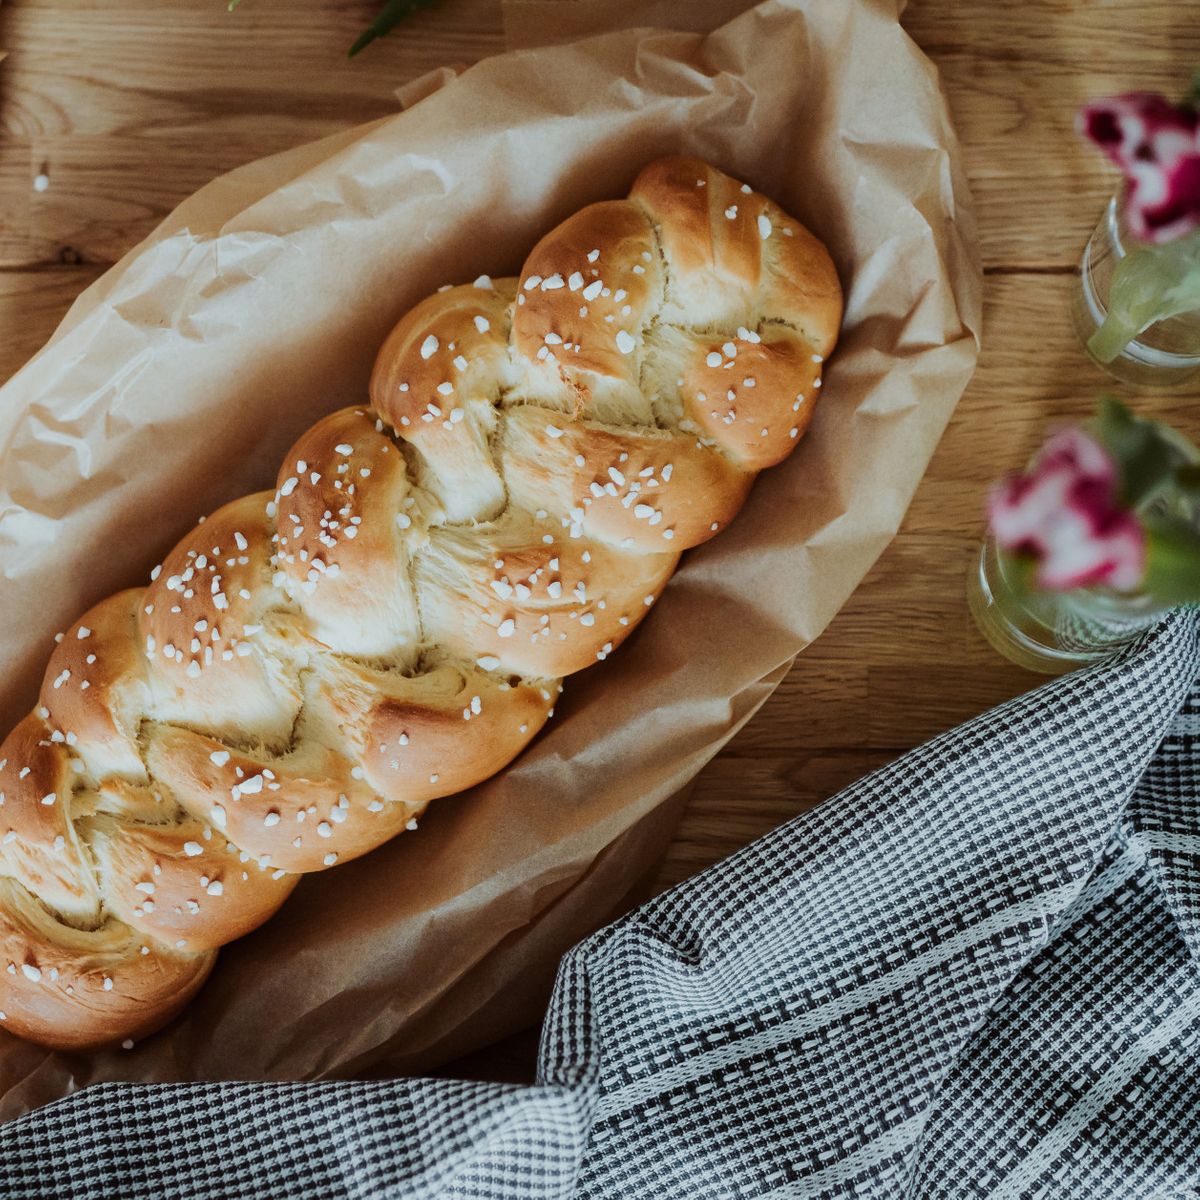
{"left": 1175, "top": 462, "right": 1200, "bottom": 503}
{"left": 349, "top": 0, "right": 440, "bottom": 57}
{"left": 229, "top": 0, "right": 439, "bottom": 54}
{"left": 1141, "top": 513, "right": 1200, "bottom": 605}
{"left": 1092, "top": 396, "right": 1179, "bottom": 509}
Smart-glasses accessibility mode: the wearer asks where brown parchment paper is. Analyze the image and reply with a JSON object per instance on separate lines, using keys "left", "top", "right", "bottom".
{"left": 0, "top": 0, "right": 980, "bottom": 1119}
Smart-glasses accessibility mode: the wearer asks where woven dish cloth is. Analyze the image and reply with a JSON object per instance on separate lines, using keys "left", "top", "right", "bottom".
{"left": 2, "top": 611, "right": 1198, "bottom": 1198}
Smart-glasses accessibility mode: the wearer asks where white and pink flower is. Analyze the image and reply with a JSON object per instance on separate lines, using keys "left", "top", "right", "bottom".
{"left": 1079, "top": 92, "right": 1200, "bottom": 244}
{"left": 988, "top": 428, "right": 1146, "bottom": 592}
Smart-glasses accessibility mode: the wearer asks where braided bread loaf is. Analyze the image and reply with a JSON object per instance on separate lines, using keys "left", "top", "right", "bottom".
{"left": 0, "top": 157, "right": 841, "bottom": 1050}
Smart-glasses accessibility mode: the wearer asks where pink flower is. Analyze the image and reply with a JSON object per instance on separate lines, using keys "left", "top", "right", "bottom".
{"left": 988, "top": 428, "right": 1146, "bottom": 591}
{"left": 1079, "top": 93, "right": 1200, "bottom": 243}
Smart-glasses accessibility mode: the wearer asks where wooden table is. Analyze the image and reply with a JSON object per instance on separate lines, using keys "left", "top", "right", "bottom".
{"left": 2, "top": 0, "right": 1198, "bottom": 1081}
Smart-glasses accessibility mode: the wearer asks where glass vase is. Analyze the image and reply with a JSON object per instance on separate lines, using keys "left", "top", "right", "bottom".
{"left": 967, "top": 537, "right": 1170, "bottom": 675}
{"left": 1072, "top": 194, "right": 1200, "bottom": 390}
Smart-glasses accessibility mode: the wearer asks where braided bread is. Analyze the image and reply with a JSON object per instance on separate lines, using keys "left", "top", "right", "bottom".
{"left": 0, "top": 156, "right": 841, "bottom": 1050}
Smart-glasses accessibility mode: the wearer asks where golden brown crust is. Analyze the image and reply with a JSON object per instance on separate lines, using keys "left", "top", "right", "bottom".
{"left": 90, "top": 797, "right": 299, "bottom": 955}
{"left": 513, "top": 200, "right": 662, "bottom": 391}
{"left": 0, "top": 879, "right": 215, "bottom": 1051}
{"left": 39, "top": 590, "right": 149, "bottom": 782}
{"left": 139, "top": 492, "right": 305, "bottom": 747}
{"left": 630, "top": 155, "right": 842, "bottom": 353}
{"left": 680, "top": 329, "right": 824, "bottom": 470}
{"left": 274, "top": 408, "right": 421, "bottom": 660}
{"left": 370, "top": 281, "right": 514, "bottom": 523}
{"left": 502, "top": 406, "right": 754, "bottom": 550}
{"left": 0, "top": 715, "right": 99, "bottom": 925}
{"left": 418, "top": 523, "right": 678, "bottom": 679}
{"left": 628, "top": 156, "right": 842, "bottom": 472}
{"left": 0, "top": 156, "right": 842, "bottom": 1049}
{"left": 358, "top": 664, "right": 556, "bottom": 804}
{"left": 143, "top": 723, "right": 416, "bottom": 875}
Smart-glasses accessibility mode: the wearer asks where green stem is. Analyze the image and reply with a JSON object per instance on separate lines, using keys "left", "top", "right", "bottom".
{"left": 348, "top": 0, "right": 440, "bottom": 57}
{"left": 1088, "top": 312, "right": 1142, "bottom": 364}
{"left": 1089, "top": 234, "right": 1200, "bottom": 363}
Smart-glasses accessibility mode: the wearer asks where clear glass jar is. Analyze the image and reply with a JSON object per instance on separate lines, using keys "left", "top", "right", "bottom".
{"left": 969, "top": 424, "right": 1200, "bottom": 674}
{"left": 967, "top": 536, "right": 1171, "bottom": 675}
{"left": 1072, "top": 195, "right": 1200, "bottom": 390}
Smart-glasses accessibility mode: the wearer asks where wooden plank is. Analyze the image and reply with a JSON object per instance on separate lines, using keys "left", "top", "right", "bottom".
{"left": 0, "top": 0, "right": 504, "bottom": 268}
{"left": 0, "top": 0, "right": 503, "bottom": 139}
{"left": 0, "top": 134, "right": 315, "bottom": 268}
{"left": 0, "top": 265, "right": 109, "bottom": 378}
{"left": 903, "top": 0, "right": 1200, "bottom": 267}
{"left": 3, "top": 1, "right": 1197, "bottom": 272}
{"left": 654, "top": 752, "right": 899, "bottom": 891}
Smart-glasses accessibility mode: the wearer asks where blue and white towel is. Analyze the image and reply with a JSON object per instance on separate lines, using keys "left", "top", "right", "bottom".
{"left": 2, "top": 612, "right": 1197, "bottom": 1198}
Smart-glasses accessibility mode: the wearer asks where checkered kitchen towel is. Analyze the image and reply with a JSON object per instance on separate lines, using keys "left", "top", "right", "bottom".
{"left": 2, "top": 610, "right": 1199, "bottom": 1198}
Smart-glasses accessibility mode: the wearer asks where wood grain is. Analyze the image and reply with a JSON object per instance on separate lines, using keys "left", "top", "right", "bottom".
{"left": 904, "top": 0, "right": 1200, "bottom": 266}
{"left": 1, "top": 0, "right": 1198, "bottom": 1084}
